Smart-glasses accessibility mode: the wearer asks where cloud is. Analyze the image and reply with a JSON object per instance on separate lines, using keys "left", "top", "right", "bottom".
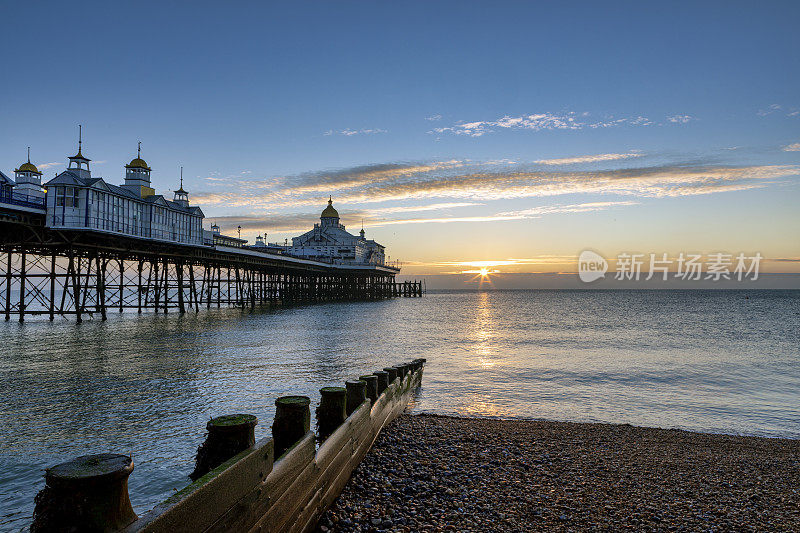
{"left": 328, "top": 164, "right": 798, "bottom": 205}
{"left": 368, "top": 202, "right": 483, "bottom": 214}
{"left": 534, "top": 152, "right": 643, "bottom": 166}
{"left": 496, "top": 201, "right": 639, "bottom": 217}
{"left": 193, "top": 158, "right": 799, "bottom": 214}
{"left": 325, "top": 128, "right": 387, "bottom": 136}
{"left": 783, "top": 143, "right": 800, "bottom": 152}
{"left": 37, "top": 162, "right": 62, "bottom": 170}
{"left": 667, "top": 115, "right": 694, "bottom": 124}
{"left": 366, "top": 201, "right": 639, "bottom": 227}
{"left": 425, "top": 114, "right": 442, "bottom": 121}
{"left": 758, "top": 103, "right": 783, "bottom": 116}
{"left": 429, "top": 111, "right": 689, "bottom": 137}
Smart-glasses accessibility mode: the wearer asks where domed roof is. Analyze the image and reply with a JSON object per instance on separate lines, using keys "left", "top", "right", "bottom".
{"left": 15, "top": 148, "right": 41, "bottom": 174}
{"left": 321, "top": 197, "right": 339, "bottom": 218}
{"left": 126, "top": 157, "right": 151, "bottom": 170}
{"left": 126, "top": 142, "right": 150, "bottom": 170}
{"left": 16, "top": 161, "right": 40, "bottom": 174}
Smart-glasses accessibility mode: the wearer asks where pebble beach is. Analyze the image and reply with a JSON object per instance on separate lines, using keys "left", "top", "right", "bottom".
{"left": 317, "top": 414, "right": 800, "bottom": 532}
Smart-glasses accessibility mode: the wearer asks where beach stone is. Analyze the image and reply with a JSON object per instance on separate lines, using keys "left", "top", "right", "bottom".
{"left": 314, "top": 413, "right": 800, "bottom": 532}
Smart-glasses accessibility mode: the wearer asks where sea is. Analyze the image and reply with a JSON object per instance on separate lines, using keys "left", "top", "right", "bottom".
{"left": 1, "top": 289, "right": 798, "bottom": 530}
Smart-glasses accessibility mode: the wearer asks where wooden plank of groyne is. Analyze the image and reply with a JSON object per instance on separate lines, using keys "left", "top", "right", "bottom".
{"left": 288, "top": 486, "right": 324, "bottom": 533}
{"left": 214, "top": 433, "right": 316, "bottom": 533}
{"left": 124, "top": 437, "right": 274, "bottom": 533}
{"left": 252, "top": 434, "right": 318, "bottom": 533}
{"left": 316, "top": 403, "right": 369, "bottom": 473}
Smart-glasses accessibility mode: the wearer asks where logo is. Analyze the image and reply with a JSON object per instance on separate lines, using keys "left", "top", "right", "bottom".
{"left": 578, "top": 250, "right": 608, "bottom": 283}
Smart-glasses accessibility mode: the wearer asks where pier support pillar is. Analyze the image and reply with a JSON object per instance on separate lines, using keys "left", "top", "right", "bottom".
{"left": 31, "top": 453, "right": 137, "bottom": 533}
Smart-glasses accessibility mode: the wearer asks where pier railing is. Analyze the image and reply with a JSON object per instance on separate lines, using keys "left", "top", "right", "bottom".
{"left": 30, "top": 359, "right": 426, "bottom": 533}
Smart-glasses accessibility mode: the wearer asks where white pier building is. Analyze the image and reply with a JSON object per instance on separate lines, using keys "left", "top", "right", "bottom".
{"left": 43, "top": 135, "right": 204, "bottom": 246}
{"left": 289, "top": 198, "right": 385, "bottom": 265}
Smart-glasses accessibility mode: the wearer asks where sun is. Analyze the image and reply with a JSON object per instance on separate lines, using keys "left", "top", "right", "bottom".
{"left": 479, "top": 267, "right": 490, "bottom": 278}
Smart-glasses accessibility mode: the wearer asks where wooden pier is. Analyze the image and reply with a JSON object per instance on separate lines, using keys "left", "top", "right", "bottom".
{"left": 0, "top": 219, "right": 423, "bottom": 322}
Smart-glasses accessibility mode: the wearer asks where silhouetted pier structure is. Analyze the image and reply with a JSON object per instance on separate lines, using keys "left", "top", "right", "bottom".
{"left": 0, "top": 218, "right": 423, "bottom": 322}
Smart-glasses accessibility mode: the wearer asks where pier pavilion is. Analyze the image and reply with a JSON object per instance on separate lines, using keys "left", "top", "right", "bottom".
{"left": 289, "top": 197, "right": 386, "bottom": 265}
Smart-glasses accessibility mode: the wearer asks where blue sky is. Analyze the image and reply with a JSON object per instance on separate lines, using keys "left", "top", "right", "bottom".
{"left": 1, "top": 1, "right": 798, "bottom": 278}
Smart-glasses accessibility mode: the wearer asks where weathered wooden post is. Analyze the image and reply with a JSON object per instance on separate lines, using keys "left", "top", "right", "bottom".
{"left": 31, "top": 453, "right": 137, "bottom": 533}
{"left": 190, "top": 414, "right": 258, "bottom": 480}
{"left": 359, "top": 374, "right": 378, "bottom": 404}
{"left": 317, "top": 386, "right": 347, "bottom": 439}
{"left": 272, "top": 395, "right": 311, "bottom": 457}
{"left": 345, "top": 379, "right": 367, "bottom": 415}
{"left": 383, "top": 366, "right": 398, "bottom": 383}
{"left": 373, "top": 370, "right": 389, "bottom": 395}
{"left": 393, "top": 364, "right": 406, "bottom": 380}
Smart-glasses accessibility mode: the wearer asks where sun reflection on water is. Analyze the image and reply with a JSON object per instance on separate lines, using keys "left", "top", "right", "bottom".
{"left": 471, "top": 292, "right": 498, "bottom": 369}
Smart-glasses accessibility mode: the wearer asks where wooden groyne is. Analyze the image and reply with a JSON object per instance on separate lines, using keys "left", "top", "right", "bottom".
{"left": 30, "top": 359, "right": 426, "bottom": 533}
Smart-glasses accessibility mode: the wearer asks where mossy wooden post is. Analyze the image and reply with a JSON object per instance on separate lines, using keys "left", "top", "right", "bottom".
{"left": 345, "top": 379, "right": 367, "bottom": 415}
{"left": 190, "top": 414, "right": 258, "bottom": 480}
{"left": 359, "top": 375, "right": 378, "bottom": 404}
{"left": 393, "top": 364, "right": 406, "bottom": 379}
{"left": 31, "top": 453, "right": 137, "bottom": 533}
{"left": 317, "top": 386, "right": 347, "bottom": 439}
{"left": 272, "top": 395, "right": 311, "bottom": 458}
{"left": 383, "top": 366, "right": 398, "bottom": 383}
{"left": 374, "top": 370, "right": 389, "bottom": 395}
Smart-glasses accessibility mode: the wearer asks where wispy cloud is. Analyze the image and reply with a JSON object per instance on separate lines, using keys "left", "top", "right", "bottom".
{"left": 324, "top": 128, "right": 387, "bottom": 136}
{"left": 193, "top": 158, "right": 799, "bottom": 213}
{"left": 366, "top": 201, "right": 639, "bottom": 227}
{"left": 783, "top": 142, "right": 800, "bottom": 152}
{"left": 425, "top": 114, "right": 442, "bottom": 121}
{"left": 757, "top": 103, "right": 799, "bottom": 117}
{"left": 758, "top": 104, "right": 783, "bottom": 116}
{"left": 667, "top": 114, "right": 694, "bottom": 124}
{"left": 37, "top": 162, "right": 62, "bottom": 170}
{"left": 368, "top": 202, "right": 482, "bottom": 214}
{"left": 328, "top": 164, "right": 798, "bottom": 205}
{"left": 534, "top": 152, "right": 643, "bottom": 166}
{"left": 429, "top": 111, "right": 689, "bottom": 137}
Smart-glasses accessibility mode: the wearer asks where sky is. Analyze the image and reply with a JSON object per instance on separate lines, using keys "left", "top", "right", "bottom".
{"left": 1, "top": 1, "right": 798, "bottom": 286}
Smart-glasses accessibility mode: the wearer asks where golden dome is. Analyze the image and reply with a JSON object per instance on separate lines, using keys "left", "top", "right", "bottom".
{"left": 126, "top": 157, "right": 151, "bottom": 170}
{"left": 321, "top": 197, "right": 339, "bottom": 218}
{"left": 16, "top": 161, "right": 40, "bottom": 174}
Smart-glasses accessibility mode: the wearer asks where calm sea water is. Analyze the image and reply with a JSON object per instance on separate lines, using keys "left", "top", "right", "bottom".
{"left": 1, "top": 289, "right": 798, "bottom": 530}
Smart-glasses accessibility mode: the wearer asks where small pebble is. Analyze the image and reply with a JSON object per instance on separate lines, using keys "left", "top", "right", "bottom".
{"left": 316, "top": 414, "right": 800, "bottom": 531}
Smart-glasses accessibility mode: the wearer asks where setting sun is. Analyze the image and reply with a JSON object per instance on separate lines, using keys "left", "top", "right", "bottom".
{"left": 479, "top": 267, "right": 490, "bottom": 277}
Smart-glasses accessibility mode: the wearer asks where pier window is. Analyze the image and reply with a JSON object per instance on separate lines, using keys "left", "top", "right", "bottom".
{"left": 63, "top": 187, "right": 79, "bottom": 208}
{"left": 55, "top": 187, "right": 65, "bottom": 207}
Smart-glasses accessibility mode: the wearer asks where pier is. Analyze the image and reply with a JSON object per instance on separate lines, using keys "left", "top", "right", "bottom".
{"left": 0, "top": 217, "right": 423, "bottom": 322}
{"left": 0, "top": 137, "right": 424, "bottom": 322}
